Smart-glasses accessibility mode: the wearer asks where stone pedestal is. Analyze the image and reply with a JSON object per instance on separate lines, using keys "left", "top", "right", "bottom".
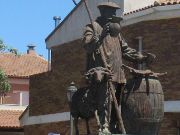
{"left": 91, "top": 133, "right": 135, "bottom": 135}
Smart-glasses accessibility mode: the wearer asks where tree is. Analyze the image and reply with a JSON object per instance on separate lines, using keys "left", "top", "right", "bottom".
{"left": 0, "top": 69, "right": 11, "bottom": 104}
{"left": 0, "top": 38, "right": 20, "bottom": 103}
{"left": 0, "top": 39, "right": 6, "bottom": 52}
{"left": 0, "top": 38, "right": 12, "bottom": 104}
{"left": 0, "top": 38, "right": 18, "bottom": 55}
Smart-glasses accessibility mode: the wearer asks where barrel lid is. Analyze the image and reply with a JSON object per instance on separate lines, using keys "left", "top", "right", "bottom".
{"left": 125, "top": 78, "right": 163, "bottom": 94}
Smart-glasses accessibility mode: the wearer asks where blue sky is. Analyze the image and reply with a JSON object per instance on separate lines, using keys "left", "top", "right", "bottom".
{"left": 0, "top": 0, "right": 80, "bottom": 59}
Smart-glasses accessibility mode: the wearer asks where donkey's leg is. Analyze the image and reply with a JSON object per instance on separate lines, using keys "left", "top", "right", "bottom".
{"left": 74, "top": 117, "right": 79, "bottom": 135}
{"left": 86, "top": 118, "right": 91, "bottom": 135}
{"left": 95, "top": 110, "right": 100, "bottom": 128}
{"left": 96, "top": 82, "right": 111, "bottom": 134}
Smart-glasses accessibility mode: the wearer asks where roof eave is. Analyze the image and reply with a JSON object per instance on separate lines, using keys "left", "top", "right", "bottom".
{"left": 121, "top": 4, "right": 180, "bottom": 26}
{"left": 8, "top": 75, "right": 29, "bottom": 79}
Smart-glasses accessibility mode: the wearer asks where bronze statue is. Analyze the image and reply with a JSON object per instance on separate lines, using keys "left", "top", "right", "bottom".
{"left": 70, "top": 1, "right": 164, "bottom": 135}
{"left": 82, "top": 2, "right": 155, "bottom": 134}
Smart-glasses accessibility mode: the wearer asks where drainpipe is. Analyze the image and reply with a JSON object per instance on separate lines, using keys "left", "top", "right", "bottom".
{"left": 48, "top": 49, "right": 51, "bottom": 71}
{"left": 136, "top": 36, "right": 143, "bottom": 70}
{"left": 20, "top": 92, "right": 23, "bottom": 106}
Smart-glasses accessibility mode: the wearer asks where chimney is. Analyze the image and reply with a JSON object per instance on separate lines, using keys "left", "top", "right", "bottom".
{"left": 27, "top": 44, "right": 36, "bottom": 55}
{"left": 53, "top": 16, "right": 61, "bottom": 28}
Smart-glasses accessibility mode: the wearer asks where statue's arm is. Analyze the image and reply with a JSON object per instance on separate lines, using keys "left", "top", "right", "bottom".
{"left": 82, "top": 24, "right": 99, "bottom": 54}
{"left": 121, "top": 41, "right": 145, "bottom": 63}
{"left": 82, "top": 23, "right": 108, "bottom": 54}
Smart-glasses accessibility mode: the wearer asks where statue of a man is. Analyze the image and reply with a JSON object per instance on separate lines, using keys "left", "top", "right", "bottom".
{"left": 82, "top": 2, "right": 151, "bottom": 134}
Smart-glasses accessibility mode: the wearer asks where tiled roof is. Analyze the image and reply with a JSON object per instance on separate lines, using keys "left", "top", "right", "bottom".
{"left": 156, "top": 0, "right": 180, "bottom": 5}
{"left": 124, "top": 0, "right": 180, "bottom": 15}
{"left": 0, "top": 110, "right": 23, "bottom": 129}
{"left": 0, "top": 53, "right": 48, "bottom": 78}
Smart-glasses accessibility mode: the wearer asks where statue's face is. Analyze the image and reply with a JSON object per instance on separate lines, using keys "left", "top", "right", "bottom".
{"left": 99, "top": 7, "right": 117, "bottom": 19}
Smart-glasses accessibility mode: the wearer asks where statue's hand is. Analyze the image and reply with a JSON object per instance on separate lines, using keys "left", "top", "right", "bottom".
{"left": 101, "top": 23, "right": 110, "bottom": 39}
{"left": 135, "top": 52, "right": 156, "bottom": 64}
{"left": 134, "top": 53, "right": 147, "bottom": 63}
{"left": 93, "top": 35, "right": 100, "bottom": 43}
{"left": 146, "top": 52, "right": 156, "bottom": 59}
{"left": 93, "top": 24, "right": 110, "bottom": 45}
{"left": 144, "top": 52, "right": 156, "bottom": 64}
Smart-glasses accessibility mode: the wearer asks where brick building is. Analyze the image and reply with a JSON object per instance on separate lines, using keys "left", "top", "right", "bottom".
{"left": 20, "top": 0, "right": 180, "bottom": 135}
{"left": 0, "top": 46, "right": 48, "bottom": 134}
{"left": 0, "top": 46, "right": 48, "bottom": 105}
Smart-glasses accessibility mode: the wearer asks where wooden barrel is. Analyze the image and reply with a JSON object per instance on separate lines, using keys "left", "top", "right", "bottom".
{"left": 122, "top": 76, "right": 164, "bottom": 135}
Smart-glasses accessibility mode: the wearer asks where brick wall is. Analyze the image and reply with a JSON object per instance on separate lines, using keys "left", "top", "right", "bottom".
{"left": 121, "top": 18, "right": 180, "bottom": 101}
{"left": 29, "top": 40, "right": 87, "bottom": 116}
{"left": 23, "top": 119, "right": 98, "bottom": 135}
{"left": 0, "top": 132, "right": 24, "bottom": 135}
{"left": 24, "top": 121, "right": 69, "bottom": 135}
{"left": 160, "top": 113, "right": 180, "bottom": 135}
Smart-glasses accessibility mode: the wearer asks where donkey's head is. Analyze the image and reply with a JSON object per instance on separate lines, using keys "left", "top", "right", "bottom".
{"left": 85, "top": 67, "right": 112, "bottom": 83}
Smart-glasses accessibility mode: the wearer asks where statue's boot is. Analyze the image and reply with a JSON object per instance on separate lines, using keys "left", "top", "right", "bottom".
{"left": 98, "top": 129, "right": 111, "bottom": 135}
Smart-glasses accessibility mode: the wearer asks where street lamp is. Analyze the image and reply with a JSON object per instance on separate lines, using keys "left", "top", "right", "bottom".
{"left": 67, "top": 82, "right": 77, "bottom": 135}
{"left": 67, "top": 82, "right": 77, "bottom": 102}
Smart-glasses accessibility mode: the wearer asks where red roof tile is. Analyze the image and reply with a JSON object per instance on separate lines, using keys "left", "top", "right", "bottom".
{"left": 124, "top": 0, "right": 180, "bottom": 15}
{"left": 0, "top": 110, "right": 23, "bottom": 129}
{"left": 0, "top": 53, "right": 48, "bottom": 78}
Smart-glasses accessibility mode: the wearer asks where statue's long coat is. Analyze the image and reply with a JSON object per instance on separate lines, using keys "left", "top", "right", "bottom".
{"left": 83, "top": 19, "right": 140, "bottom": 84}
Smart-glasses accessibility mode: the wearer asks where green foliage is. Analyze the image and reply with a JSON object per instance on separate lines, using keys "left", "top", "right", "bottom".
{"left": 0, "top": 38, "right": 12, "bottom": 97}
{"left": 0, "top": 38, "right": 20, "bottom": 55}
{"left": 0, "top": 69, "right": 11, "bottom": 97}
{"left": 0, "top": 39, "right": 7, "bottom": 51}
{"left": 8, "top": 48, "right": 18, "bottom": 55}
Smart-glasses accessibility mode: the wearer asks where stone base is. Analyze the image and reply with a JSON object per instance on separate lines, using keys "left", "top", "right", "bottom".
{"left": 97, "top": 130, "right": 135, "bottom": 135}
{"left": 97, "top": 132, "right": 134, "bottom": 135}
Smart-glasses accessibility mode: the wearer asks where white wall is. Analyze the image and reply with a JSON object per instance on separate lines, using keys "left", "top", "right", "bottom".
{"left": 124, "top": 0, "right": 155, "bottom": 13}
{"left": 20, "top": 109, "right": 70, "bottom": 126}
{"left": 21, "top": 91, "right": 29, "bottom": 106}
{"left": 164, "top": 101, "right": 180, "bottom": 113}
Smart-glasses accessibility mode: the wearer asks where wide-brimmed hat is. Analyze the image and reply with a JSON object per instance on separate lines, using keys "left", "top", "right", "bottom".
{"left": 97, "top": 2, "right": 120, "bottom": 9}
